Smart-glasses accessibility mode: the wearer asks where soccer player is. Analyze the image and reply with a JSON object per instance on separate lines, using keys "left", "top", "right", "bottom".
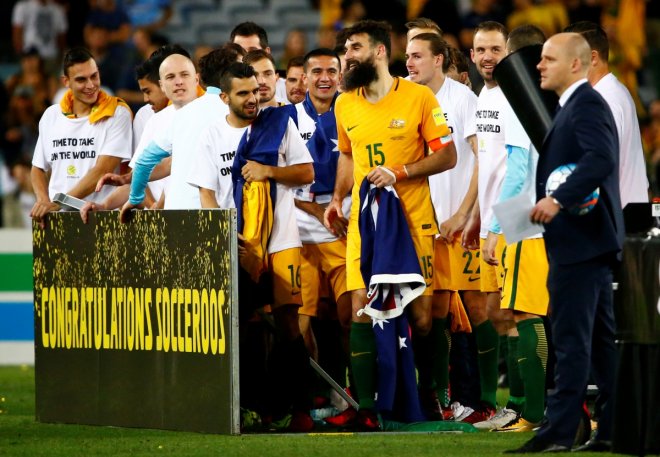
{"left": 289, "top": 48, "right": 351, "bottom": 381}
{"left": 285, "top": 56, "right": 307, "bottom": 105}
{"left": 324, "top": 20, "right": 457, "bottom": 429}
{"left": 564, "top": 21, "right": 649, "bottom": 207}
{"left": 243, "top": 50, "right": 283, "bottom": 108}
{"left": 488, "top": 24, "right": 550, "bottom": 433}
{"left": 190, "top": 62, "right": 315, "bottom": 431}
{"left": 405, "top": 32, "right": 481, "bottom": 420}
{"left": 230, "top": 21, "right": 288, "bottom": 104}
{"left": 462, "top": 21, "right": 516, "bottom": 426}
{"left": 31, "top": 47, "right": 132, "bottom": 228}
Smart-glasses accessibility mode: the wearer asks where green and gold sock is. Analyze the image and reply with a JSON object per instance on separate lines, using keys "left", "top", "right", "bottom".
{"left": 517, "top": 318, "right": 547, "bottom": 423}
{"left": 475, "top": 319, "right": 499, "bottom": 407}
{"left": 350, "top": 322, "right": 377, "bottom": 410}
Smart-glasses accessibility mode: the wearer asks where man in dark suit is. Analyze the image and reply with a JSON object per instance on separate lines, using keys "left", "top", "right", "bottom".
{"left": 507, "top": 33, "right": 624, "bottom": 453}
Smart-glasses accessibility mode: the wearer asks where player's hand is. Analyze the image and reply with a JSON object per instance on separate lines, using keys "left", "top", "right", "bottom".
{"left": 482, "top": 231, "right": 500, "bottom": 266}
{"left": 241, "top": 160, "right": 271, "bottom": 182}
{"left": 324, "top": 199, "right": 345, "bottom": 235}
{"left": 119, "top": 201, "right": 137, "bottom": 224}
{"left": 367, "top": 166, "right": 396, "bottom": 188}
{"left": 237, "top": 233, "right": 247, "bottom": 259}
{"left": 461, "top": 212, "right": 480, "bottom": 251}
{"left": 80, "top": 201, "right": 107, "bottom": 224}
{"left": 96, "top": 172, "right": 130, "bottom": 192}
{"left": 530, "top": 196, "right": 560, "bottom": 224}
{"left": 439, "top": 211, "right": 468, "bottom": 243}
{"left": 30, "top": 199, "right": 60, "bottom": 229}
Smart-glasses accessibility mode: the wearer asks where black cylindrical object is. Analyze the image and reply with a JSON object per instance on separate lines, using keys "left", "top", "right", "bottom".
{"left": 493, "top": 44, "right": 558, "bottom": 152}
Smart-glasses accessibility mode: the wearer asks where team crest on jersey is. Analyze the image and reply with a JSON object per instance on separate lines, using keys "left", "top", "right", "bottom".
{"left": 432, "top": 107, "right": 447, "bottom": 126}
{"left": 67, "top": 165, "right": 77, "bottom": 176}
{"left": 388, "top": 119, "right": 406, "bottom": 129}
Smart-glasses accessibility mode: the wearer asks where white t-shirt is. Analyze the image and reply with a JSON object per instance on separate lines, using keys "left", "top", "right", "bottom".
{"left": 429, "top": 77, "right": 478, "bottom": 224}
{"left": 269, "top": 117, "right": 313, "bottom": 254}
{"left": 130, "top": 104, "right": 175, "bottom": 202}
{"left": 594, "top": 73, "right": 649, "bottom": 206}
{"left": 503, "top": 103, "right": 542, "bottom": 240}
{"left": 475, "top": 85, "right": 508, "bottom": 238}
{"left": 152, "top": 89, "right": 228, "bottom": 209}
{"left": 132, "top": 104, "right": 153, "bottom": 154}
{"left": 12, "top": 0, "right": 67, "bottom": 59}
{"left": 292, "top": 102, "right": 351, "bottom": 245}
{"left": 32, "top": 103, "right": 132, "bottom": 203}
{"left": 187, "top": 115, "right": 245, "bottom": 210}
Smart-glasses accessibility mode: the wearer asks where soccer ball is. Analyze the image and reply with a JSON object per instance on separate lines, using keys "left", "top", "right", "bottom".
{"left": 545, "top": 163, "right": 599, "bottom": 215}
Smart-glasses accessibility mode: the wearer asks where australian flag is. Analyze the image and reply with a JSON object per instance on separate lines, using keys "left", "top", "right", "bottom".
{"left": 358, "top": 180, "right": 426, "bottom": 423}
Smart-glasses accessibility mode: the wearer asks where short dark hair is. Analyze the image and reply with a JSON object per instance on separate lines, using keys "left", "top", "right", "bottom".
{"left": 138, "top": 44, "right": 190, "bottom": 83}
{"left": 448, "top": 47, "right": 470, "bottom": 73}
{"left": 243, "top": 49, "right": 276, "bottom": 68}
{"left": 199, "top": 42, "right": 246, "bottom": 87}
{"left": 230, "top": 22, "right": 269, "bottom": 49}
{"left": 507, "top": 24, "right": 546, "bottom": 53}
{"left": 344, "top": 20, "right": 392, "bottom": 58}
{"left": 405, "top": 17, "right": 443, "bottom": 36}
{"left": 564, "top": 21, "right": 609, "bottom": 61}
{"left": 286, "top": 56, "right": 305, "bottom": 73}
{"left": 219, "top": 62, "right": 256, "bottom": 93}
{"left": 410, "top": 32, "right": 450, "bottom": 73}
{"left": 62, "top": 47, "right": 95, "bottom": 77}
{"left": 334, "top": 27, "right": 350, "bottom": 54}
{"left": 303, "top": 48, "right": 341, "bottom": 72}
{"left": 473, "top": 21, "right": 508, "bottom": 41}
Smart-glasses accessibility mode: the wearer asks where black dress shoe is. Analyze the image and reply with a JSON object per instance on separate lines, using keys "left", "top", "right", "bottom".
{"left": 505, "top": 436, "right": 570, "bottom": 454}
{"left": 572, "top": 439, "right": 612, "bottom": 452}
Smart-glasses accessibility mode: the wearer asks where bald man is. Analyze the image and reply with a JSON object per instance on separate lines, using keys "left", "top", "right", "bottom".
{"left": 508, "top": 33, "right": 623, "bottom": 453}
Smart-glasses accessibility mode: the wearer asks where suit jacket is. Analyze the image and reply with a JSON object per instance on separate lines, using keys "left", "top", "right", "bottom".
{"left": 536, "top": 82, "right": 625, "bottom": 265}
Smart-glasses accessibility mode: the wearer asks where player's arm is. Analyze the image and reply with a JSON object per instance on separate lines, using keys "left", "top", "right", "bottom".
{"left": 151, "top": 156, "right": 172, "bottom": 181}
{"left": 241, "top": 160, "right": 314, "bottom": 186}
{"left": 296, "top": 199, "right": 348, "bottom": 237}
{"left": 199, "top": 188, "right": 220, "bottom": 208}
{"left": 66, "top": 155, "right": 123, "bottom": 199}
{"left": 440, "top": 135, "right": 479, "bottom": 241}
{"left": 30, "top": 166, "right": 60, "bottom": 227}
{"left": 367, "top": 138, "right": 457, "bottom": 187}
{"left": 462, "top": 194, "right": 481, "bottom": 251}
{"left": 324, "top": 151, "right": 353, "bottom": 233}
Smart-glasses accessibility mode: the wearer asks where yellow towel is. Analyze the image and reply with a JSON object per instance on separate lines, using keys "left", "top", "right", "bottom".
{"left": 239, "top": 180, "right": 273, "bottom": 283}
{"left": 448, "top": 291, "right": 472, "bottom": 333}
{"left": 60, "top": 89, "right": 131, "bottom": 123}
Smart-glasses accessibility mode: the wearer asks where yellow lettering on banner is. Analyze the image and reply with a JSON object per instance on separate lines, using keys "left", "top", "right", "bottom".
{"left": 210, "top": 289, "right": 218, "bottom": 355}
{"left": 171, "top": 287, "right": 178, "bottom": 352}
{"left": 49, "top": 286, "right": 57, "bottom": 346}
{"left": 72, "top": 287, "right": 79, "bottom": 348}
{"left": 162, "top": 287, "right": 170, "bottom": 352}
{"left": 127, "top": 287, "right": 135, "bottom": 351}
{"left": 64, "top": 287, "right": 72, "bottom": 349}
{"left": 144, "top": 288, "right": 153, "bottom": 350}
{"left": 56, "top": 286, "right": 65, "bottom": 347}
{"left": 200, "top": 289, "right": 209, "bottom": 354}
{"left": 80, "top": 288, "right": 89, "bottom": 348}
{"left": 184, "top": 289, "right": 192, "bottom": 352}
{"left": 102, "top": 287, "right": 110, "bottom": 349}
{"left": 94, "top": 288, "right": 103, "bottom": 349}
{"left": 155, "top": 288, "right": 163, "bottom": 350}
{"left": 218, "top": 290, "right": 226, "bottom": 355}
{"left": 110, "top": 288, "right": 119, "bottom": 349}
{"left": 192, "top": 289, "right": 200, "bottom": 353}
{"left": 41, "top": 287, "right": 49, "bottom": 348}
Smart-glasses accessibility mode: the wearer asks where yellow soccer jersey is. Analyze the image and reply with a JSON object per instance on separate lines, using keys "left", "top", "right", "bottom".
{"left": 336, "top": 77, "right": 452, "bottom": 236}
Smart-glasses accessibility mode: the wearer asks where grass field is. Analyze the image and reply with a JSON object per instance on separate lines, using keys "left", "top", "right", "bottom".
{"left": 0, "top": 366, "right": 618, "bottom": 457}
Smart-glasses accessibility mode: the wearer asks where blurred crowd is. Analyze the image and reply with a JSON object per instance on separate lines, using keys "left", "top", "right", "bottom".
{"left": 0, "top": 0, "right": 658, "bottom": 227}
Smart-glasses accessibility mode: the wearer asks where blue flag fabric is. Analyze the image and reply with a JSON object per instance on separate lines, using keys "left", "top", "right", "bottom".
{"left": 300, "top": 93, "right": 339, "bottom": 195}
{"left": 358, "top": 179, "right": 426, "bottom": 423}
{"left": 231, "top": 107, "right": 289, "bottom": 232}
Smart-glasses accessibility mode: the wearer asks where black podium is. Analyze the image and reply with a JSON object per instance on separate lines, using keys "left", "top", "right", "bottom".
{"left": 612, "top": 235, "right": 660, "bottom": 455}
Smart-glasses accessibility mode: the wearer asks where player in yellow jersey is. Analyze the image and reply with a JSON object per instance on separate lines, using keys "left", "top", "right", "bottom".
{"left": 323, "top": 20, "right": 457, "bottom": 429}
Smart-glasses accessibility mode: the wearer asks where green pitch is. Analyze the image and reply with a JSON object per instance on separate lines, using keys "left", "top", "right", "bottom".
{"left": 0, "top": 366, "right": 614, "bottom": 457}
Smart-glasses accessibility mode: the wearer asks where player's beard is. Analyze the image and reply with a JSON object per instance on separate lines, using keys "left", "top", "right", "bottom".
{"left": 342, "top": 56, "right": 378, "bottom": 91}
